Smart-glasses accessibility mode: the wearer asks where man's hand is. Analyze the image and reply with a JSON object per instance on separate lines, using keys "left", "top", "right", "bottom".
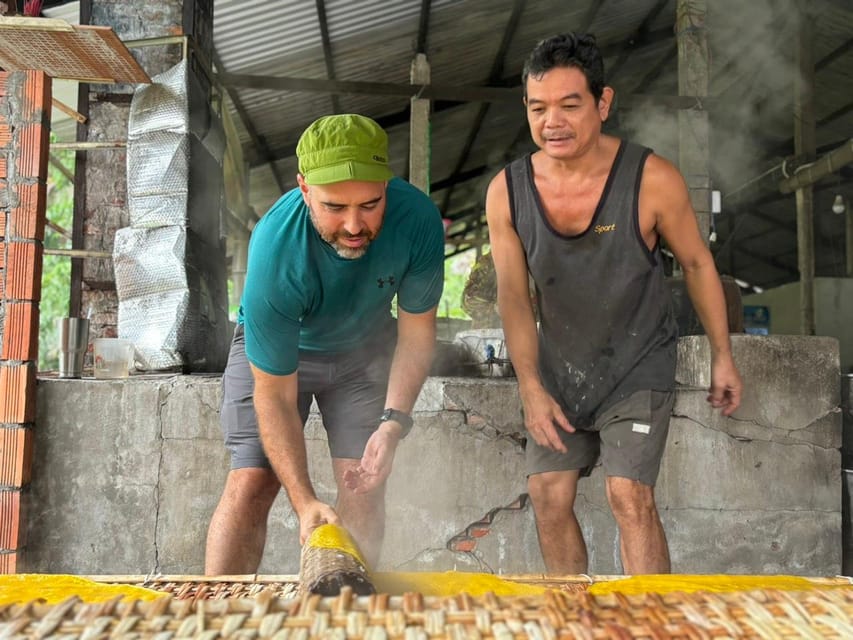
{"left": 343, "top": 423, "right": 401, "bottom": 494}
{"left": 298, "top": 499, "right": 341, "bottom": 544}
{"left": 707, "top": 355, "right": 743, "bottom": 416}
{"left": 520, "top": 384, "right": 575, "bottom": 452}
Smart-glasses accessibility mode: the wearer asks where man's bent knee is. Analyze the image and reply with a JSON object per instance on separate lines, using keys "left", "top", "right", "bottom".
{"left": 221, "top": 467, "right": 281, "bottom": 511}
{"left": 606, "top": 476, "right": 658, "bottom": 522}
{"left": 528, "top": 470, "right": 579, "bottom": 514}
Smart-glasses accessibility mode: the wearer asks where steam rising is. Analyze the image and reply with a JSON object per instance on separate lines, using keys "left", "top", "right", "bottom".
{"left": 614, "top": 0, "right": 802, "bottom": 194}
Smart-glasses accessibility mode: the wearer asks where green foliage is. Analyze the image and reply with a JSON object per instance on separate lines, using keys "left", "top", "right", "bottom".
{"left": 227, "top": 278, "right": 239, "bottom": 321}
{"left": 39, "top": 146, "right": 75, "bottom": 371}
{"left": 437, "top": 249, "right": 478, "bottom": 320}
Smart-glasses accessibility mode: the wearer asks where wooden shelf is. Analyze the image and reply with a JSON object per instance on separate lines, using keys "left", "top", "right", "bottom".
{"left": 0, "top": 15, "right": 150, "bottom": 84}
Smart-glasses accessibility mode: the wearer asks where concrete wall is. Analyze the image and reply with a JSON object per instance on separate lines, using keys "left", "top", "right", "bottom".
{"left": 26, "top": 335, "right": 842, "bottom": 576}
{"left": 744, "top": 277, "right": 853, "bottom": 374}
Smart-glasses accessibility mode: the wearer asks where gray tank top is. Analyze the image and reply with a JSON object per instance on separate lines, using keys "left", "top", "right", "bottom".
{"left": 506, "top": 141, "right": 677, "bottom": 427}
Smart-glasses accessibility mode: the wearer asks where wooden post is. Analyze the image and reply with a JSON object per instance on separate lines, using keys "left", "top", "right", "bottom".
{"left": 794, "top": 2, "right": 816, "bottom": 335}
{"left": 676, "top": 0, "right": 711, "bottom": 244}
{"left": 409, "top": 53, "right": 431, "bottom": 194}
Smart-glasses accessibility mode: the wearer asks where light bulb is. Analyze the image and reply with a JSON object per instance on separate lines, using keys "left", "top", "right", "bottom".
{"left": 832, "top": 194, "right": 846, "bottom": 215}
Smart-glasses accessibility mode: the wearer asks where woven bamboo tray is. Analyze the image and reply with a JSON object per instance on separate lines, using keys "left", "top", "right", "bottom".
{"left": 4, "top": 584, "right": 853, "bottom": 639}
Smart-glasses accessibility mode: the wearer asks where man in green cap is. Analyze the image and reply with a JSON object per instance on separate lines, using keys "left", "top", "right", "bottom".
{"left": 205, "top": 114, "right": 445, "bottom": 573}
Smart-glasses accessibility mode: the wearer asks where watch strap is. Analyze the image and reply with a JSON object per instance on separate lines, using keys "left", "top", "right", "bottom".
{"left": 380, "top": 408, "right": 413, "bottom": 438}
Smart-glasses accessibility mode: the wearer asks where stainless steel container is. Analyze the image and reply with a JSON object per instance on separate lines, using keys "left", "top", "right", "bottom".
{"left": 58, "top": 317, "right": 90, "bottom": 378}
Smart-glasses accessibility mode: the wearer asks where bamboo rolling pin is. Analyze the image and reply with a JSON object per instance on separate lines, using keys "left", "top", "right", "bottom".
{"left": 299, "top": 523, "right": 376, "bottom": 595}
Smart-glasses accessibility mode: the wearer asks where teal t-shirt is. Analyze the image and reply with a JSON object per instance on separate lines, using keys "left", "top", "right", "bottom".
{"left": 239, "top": 178, "right": 445, "bottom": 375}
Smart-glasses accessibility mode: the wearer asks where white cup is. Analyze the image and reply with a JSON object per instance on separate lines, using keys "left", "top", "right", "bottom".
{"left": 93, "top": 338, "right": 134, "bottom": 379}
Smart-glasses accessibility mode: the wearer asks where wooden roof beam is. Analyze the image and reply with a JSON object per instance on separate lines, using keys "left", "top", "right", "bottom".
{"left": 734, "top": 246, "right": 799, "bottom": 278}
{"left": 416, "top": 0, "right": 431, "bottom": 54}
{"left": 632, "top": 42, "right": 676, "bottom": 93}
{"left": 606, "top": 0, "right": 670, "bottom": 82}
{"left": 762, "top": 35, "right": 853, "bottom": 156}
{"left": 314, "top": 0, "right": 341, "bottom": 114}
{"left": 213, "top": 47, "right": 288, "bottom": 194}
{"left": 580, "top": 0, "right": 607, "bottom": 33}
{"left": 440, "top": 0, "right": 526, "bottom": 214}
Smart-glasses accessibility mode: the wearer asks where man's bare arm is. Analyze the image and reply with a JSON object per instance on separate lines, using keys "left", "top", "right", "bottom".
{"left": 250, "top": 365, "right": 339, "bottom": 539}
{"left": 485, "top": 171, "right": 574, "bottom": 450}
{"left": 485, "top": 171, "right": 541, "bottom": 389}
{"left": 644, "top": 155, "right": 742, "bottom": 415}
{"left": 344, "top": 306, "right": 437, "bottom": 493}
{"left": 384, "top": 306, "right": 437, "bottom": 416}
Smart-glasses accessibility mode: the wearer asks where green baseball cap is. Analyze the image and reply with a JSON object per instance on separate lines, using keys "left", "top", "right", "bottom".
{"left": 297, "top": 114, "right": 394, "bottom": 185}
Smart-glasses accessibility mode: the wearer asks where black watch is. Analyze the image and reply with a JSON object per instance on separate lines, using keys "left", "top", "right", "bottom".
{"left": 380, "top": 408, "right": 414, "bottom": 438}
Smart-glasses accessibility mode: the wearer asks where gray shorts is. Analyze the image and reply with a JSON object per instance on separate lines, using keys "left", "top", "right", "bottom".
{"left": 526, "top": 389, "right": 674, "bottom": 486}
{"left": 220, "top": 324, "right": 395, "bottom": 468}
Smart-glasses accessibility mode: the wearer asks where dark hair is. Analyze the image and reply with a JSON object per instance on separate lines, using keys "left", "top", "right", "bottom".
{"left": 521, "top": 32, "right": 605, "bottom": 103}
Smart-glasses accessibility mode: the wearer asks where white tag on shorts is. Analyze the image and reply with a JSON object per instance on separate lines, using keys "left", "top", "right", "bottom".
{"left": 632, "top": 422, "right": 650, "bottom": 434}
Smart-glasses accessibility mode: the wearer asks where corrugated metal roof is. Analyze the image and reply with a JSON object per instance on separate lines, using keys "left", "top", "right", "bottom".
{"left": 214, "top": 0, "right": 321, "bottom": 67}
{"left": 39, "top": 0, "right": 853, "bottom": 289}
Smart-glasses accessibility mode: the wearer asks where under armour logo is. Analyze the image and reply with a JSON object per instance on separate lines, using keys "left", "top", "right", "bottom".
{"left": 377, "top": 275, "right": 396, "bottom": 288}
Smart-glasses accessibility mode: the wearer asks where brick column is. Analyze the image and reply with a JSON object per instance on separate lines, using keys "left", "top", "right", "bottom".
{"left": 0, "top": 70, "right": 50, "bottom": 573}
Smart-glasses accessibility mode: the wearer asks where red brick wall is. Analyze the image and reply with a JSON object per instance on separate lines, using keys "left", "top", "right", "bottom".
{"left": 0, "top": 70, "right": 50, "bottom": 573}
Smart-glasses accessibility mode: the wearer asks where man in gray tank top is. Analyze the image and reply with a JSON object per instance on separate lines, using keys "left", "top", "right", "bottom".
{"left": 485, "top": 32, "right": 742, "bottom": 575}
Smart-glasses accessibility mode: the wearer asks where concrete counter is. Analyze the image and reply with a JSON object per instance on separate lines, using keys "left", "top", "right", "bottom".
{"left": 27, "top": 335, "right": 841, "bottom": 575}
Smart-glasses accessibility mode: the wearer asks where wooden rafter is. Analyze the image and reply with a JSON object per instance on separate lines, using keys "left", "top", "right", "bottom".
{"left": 439, "top": 0, "right": 526, "bottom": 214}
{"left": 606, "top": 0, "right": 669, "bottom": 82}
{"left": 433, "top": 165, "right": 489, "bottom": 193}
{"left": 314, "top": 0, "right": 340, "bottom": 114}
{"left": 416, "top": 0, "right": 431, "bottom": 54}
{"left": 632, "top": 42, "right": 676, "bottom": 93}
{"left": 717, "top": 177, "right": 848, "bottom": 278}
{"left": 242, "top": 87, "right": 715, "bottom": 168}
{"left": 580, "top": 0, "right": 607, "bottom": 33}
{"left": 213, "top": 47, "right": 287, "bottom": 194}
{"left": 815, "top": 35, "right": 853, "bottom": 71}
{"left": 760, "top": 35, "right": 853, "bottom": 156}
{"left": 219, "top": 72, "right": 521, "bottom": 102}
{"left": 734, "top": 246, "right": 799, "bottom": 278}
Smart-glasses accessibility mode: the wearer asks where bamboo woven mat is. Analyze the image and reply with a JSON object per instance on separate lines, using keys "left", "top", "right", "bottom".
{"left": 91, "top": 575, "right": 303, "bottom": 601}
{"left": 85, "top": 574, "right": 853, "bottom": 601}
{"left": 83, "top": 574, "right": 596, "bottom": 601}
{"left": 4, "top": 584, "right": 853, "bottom": 639}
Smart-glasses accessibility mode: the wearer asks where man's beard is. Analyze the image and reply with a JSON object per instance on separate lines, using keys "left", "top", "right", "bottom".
{"left": 309, "top": 206, "right": 381, "bottom": 260}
